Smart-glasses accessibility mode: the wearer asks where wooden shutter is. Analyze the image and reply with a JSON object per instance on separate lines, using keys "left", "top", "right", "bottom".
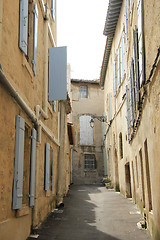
{"left": 133, "top": 26, "right": 140, "bottom": 107}
{"left": 121, "top": 36, "right": 125, "bottom": 80}
{"left": 19, "top": 0, "right": 28, "bottom": 55}
{"left": 32, "top": 3, "right": 38, "bottom": 76}
{"left": 80, "top": 115, "right": 93, "bottom": 145}
{"left": 51, "top": 149, "right": 54, "bottom": 191}
{"left": 129, "top": 61, "right": 135, "bottom": 127}
{"left": 29, "top": 128, "right": 37, "bottom": 207}
{"left": 118, "top": 47, "right": 121, "bottom": 88}
{"left": 125, "top": 0, "right": 129, "bottom": 52}
{"left": 109, "top": 92, "right": 112, "bottom": 121}
{"left": 126, "top": 85, "right": 130, "bottom": 138}
{"left": 12, "top": 115, "right": 25, "bottom": 210}
{"left": 45, "top": 143, "right": 50, "bottom": 190}
{"left": 49, "top": 47, "right": 67, "bottom": 101}
{"left": 113, "top": 60, "right": 117, "bottom": 97}
{"left": 131, "top": 58, "right": 136, "bottom": 121}
{"left": 137, "top": 0, "right": 145, "bottom": 87}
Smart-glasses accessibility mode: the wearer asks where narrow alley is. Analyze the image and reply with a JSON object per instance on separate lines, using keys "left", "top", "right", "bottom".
{"left": 28, "top": 185, "right": 151, "bottom": 240}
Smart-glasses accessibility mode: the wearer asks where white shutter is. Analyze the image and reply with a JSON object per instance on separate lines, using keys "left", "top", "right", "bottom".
{"left": 32, "top": 3, "right": 38, "bottom": 76}
{"left": 80, "top": 116, "right": 93, "bottom": 145}
{"left": 19, "top": 0, "right": 28, "bottom": 55}
{"left": 12, "top": 115, "right": 25, "bottom": 209}
{"left": 137, "top": 0, "right": 145, "bottom": 87}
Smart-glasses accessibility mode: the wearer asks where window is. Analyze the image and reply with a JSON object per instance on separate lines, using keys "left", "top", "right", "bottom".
{"left": 119, "top": 132, "right": 123, "bottom": 159}
{"left": 19, "top": 0, "right": 38, "bottom": 75}
{"left": 12, "top": 115, "right": 37, "bottom": 209}
{"left": 84, "top": 154, "right": 96, "bottom": 170}
{"left": 80, "top": 86, "right": 88, "bottom": 98}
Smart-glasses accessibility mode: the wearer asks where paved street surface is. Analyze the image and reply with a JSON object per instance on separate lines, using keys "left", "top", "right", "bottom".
{"left": 28, "top": 185, "right": 152, "bottom": 240}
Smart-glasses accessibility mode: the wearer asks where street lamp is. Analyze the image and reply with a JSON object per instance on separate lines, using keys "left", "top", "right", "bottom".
{"left": 90, "top": 115, "right": 107, "bottom": 128}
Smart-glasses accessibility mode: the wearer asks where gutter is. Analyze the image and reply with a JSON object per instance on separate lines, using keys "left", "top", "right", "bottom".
{"left": 100, "top": 0, "right": 123, "bottom": 89}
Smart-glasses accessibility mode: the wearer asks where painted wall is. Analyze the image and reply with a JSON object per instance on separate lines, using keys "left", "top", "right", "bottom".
{"left": 0, "top": 1, "right": 72, "bottom": 239}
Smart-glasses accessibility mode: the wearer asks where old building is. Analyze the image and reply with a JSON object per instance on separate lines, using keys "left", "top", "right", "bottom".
{"left": 100, "top": 0, "right": 160, "bottom": 239}
{"left": 71, "top": 79, "right": 104, "bottom": 184}
{"left": 0, "top": 1, "right": 73, "bottom": 240}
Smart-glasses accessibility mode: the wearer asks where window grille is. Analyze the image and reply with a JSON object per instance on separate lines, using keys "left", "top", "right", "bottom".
{"left": 84, "top": 154, "right": 96, "bottom": 170}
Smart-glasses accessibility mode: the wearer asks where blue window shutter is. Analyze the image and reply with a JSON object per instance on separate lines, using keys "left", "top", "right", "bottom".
{"left": 53, "top": 101, "right": 56, "bottom": 112}
{"left": 52, "top": 0, "right": 55, "bottom": 22}
{"left": 19, "top": 0, "right": 28, "bottom": 55}
{"left": 51, "top": 149, "right": 54, "bottom": 191}
{"left": 125, "top": 0, "right": 129, "bottom": 52}
{"left": 126, "top": 85, "right": 130, "bottom": 138}
{"left": 133, "top": 26, "right": 140, "bottom": 107}
{"left": 137, "top": 0, "right": 145, "bottom": 87}
{"left": 32, "top": 3, "right": 38, "bottom": 76}
{"left": 131, "top": 58, "right": 136, "bottom": 121}
{"left": 129, "top": 63, "right": 135, "bottom": 127}
{"left": 49, "top": 47, "right": 67, "bottom": 101}
{"left": 118, "top": 48, "right": 121, "bottom": 88}
{"left": 109, "top": 92, "right": 112, "bottom": 121}
{"left": 12, "top": 115, "right": 25, "bottom": 210}
{"left": 113, "top": 61, "right": 117, "bottom": 97}
{"left": 29, "top": 128, "right": 37, "bottom": 207}
{"left": 45, "top": 143, "right": 50, "bottom": 190}
{"left": 121, "top": 36, "right": 125, "bottom": 80}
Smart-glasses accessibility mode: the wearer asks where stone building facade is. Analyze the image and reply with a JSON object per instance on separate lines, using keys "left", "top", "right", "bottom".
{"left": 71, "top": 79, "right": 104, "bottom": 185}
{"left": 100, "top": 0, "right": 160, "bottom": 239}
{"left": 0, "top": 1, "right": 73, "bottom": 240}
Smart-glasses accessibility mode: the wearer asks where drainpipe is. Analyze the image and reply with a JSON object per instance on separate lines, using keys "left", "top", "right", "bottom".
{"left": 0, "top": 69, "right": 37, "bottom": 124}
{"left": 0, "top": 0, "right": 3, "bottom": 61}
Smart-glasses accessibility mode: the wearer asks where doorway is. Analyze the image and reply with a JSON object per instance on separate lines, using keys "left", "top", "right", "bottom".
{"left": 125, "top": 162, "right": 132, "bottom": 198}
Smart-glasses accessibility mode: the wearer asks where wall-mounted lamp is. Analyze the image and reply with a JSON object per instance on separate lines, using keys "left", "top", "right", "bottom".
{"left": 90, "top": 115, "right": 107, "bottom": 128}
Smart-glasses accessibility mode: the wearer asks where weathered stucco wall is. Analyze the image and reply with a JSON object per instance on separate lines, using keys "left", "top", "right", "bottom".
{"left": 0, "top": 0, "right": 72, "bottom": 240}
{"left": 71, "top": 81, "right": 104, "bottom": 184}
{"left": 102, "top": 0, "right": 160, "bottom": 239}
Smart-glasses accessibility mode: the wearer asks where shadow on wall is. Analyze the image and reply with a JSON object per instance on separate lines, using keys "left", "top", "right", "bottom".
{"left": 30, "top": 185, "right": 120, "bottom": 240}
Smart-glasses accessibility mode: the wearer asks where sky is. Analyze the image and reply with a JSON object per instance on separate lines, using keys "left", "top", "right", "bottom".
{"left": 57, "top": 0, "right": 108, "bottom": 80}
